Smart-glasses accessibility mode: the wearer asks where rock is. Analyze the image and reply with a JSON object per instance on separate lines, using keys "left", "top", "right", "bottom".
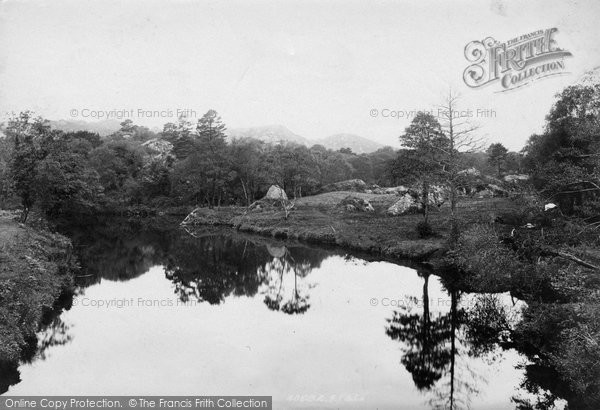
{"left": 266, "top": 244, "right": 287, "bottom": 258}
{"left": 487, "top": 184, "right": 508, "bottom": 197}
{"left": 457, "top": 167, "right": 481, "bottom": 176}
{"left": 387, "top": 193, "right": 418, "bottom": 216}
{"left": 477, "top": 189, "right": 494, "bottom": 198}
{"left": 321, "top": 179, "right": 367, "bottom": 193}
{"left": 426, "top": 185, "right": 447, "bottom": 207}
{"left": 339, "top": 196, "right": 374, "bottom": 212}
{"left": 503, "top": 174, "right": 530, "bottom": 183}
{"left": 384, "top": 186, "right": 409, "bottom": 195}
{"left": 142, "top": 138, "right": 173, "bottom": 156}
{"left": 264, "top": 185, "right": 287, "bottom": 201}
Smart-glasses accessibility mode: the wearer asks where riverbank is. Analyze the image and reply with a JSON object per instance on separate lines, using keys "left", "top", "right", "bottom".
{"left": 180, "top": 193, "right": 515, "bottom": 265}
{"left": 0, "top": 211, "right": 76, "bottom": 364}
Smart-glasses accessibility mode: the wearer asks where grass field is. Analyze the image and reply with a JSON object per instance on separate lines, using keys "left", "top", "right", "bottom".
{"left": 184, "top": 191, "right": 518, "bottom": 263}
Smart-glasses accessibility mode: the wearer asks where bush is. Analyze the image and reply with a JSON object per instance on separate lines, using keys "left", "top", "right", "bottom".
{"left": 415, "top": 220, "right": 434, "bottom": 238}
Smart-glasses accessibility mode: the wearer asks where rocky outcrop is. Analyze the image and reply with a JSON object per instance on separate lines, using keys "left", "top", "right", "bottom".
{"left": 142, "top": 138, "right": 174, "bottom": 160}
{"left": 386, "top": 186, "right": 448, "bottom": 216}
{"left": 339, "top": 195, "right": 375, "bottom": 212}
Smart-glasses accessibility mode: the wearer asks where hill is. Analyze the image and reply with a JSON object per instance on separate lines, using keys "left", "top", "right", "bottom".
{"left": 49, "top": 119, "right": 121, "bottom": 136}
{"left": 227, "top": 124, "right": 310, "bottom": 146}
{"left": 315, "top": 133, "right": 384, "bottom": 154}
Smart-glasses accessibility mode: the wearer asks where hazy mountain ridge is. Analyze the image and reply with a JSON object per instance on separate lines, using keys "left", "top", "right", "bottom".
{"left": 49, "top": 119, "right": 122, "bottom": 136}
{"left": 47, "top": 120, "right": 386, "bottom": 153}
{"left": 227, "top": 124, "right": 310, "bottom": 146}
{"left": 228, "top": 125, "right": 385, "bottom": 153}
{"left": 315, "top": 133, "right": 384, "bottom": 153}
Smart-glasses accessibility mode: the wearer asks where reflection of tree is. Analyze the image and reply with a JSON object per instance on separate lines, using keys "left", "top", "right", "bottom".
{"left": 510, "top": 301, "right": 600, "bottom": 410}
{"left": 58, "top": 218, "right": 330, "bottom": 309}
{"left": 427, "top": 290, "right": 481, "bottom": 410}
{"left": 165, "top": 233, "right": 326, "bottom": 307}
{"left": 55, "top": 217, "right": 174, "bottom": 284}
{"left": 0, "top": 294, "right": 73, "bottom": 394}
{"left": 0, "top": 361, "right": 20, "bottom": 395}
{"left": 387, "top": 276, "right": 500, "bottom": 410}
{"left": 165, "top": 235, "right": 273, "bottom": 304}
{"left": 386, "top": 273, "right": 452, "bottom": 390}
{"left": 33, "top": 316, "right": 72, "bottom": 361}
{"left": 262, "top": 245, "right": 313, "bottom": 314}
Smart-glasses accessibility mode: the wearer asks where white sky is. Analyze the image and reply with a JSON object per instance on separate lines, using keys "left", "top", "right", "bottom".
{"left": 1, "top": 0, "right": 599, "bottom": 150}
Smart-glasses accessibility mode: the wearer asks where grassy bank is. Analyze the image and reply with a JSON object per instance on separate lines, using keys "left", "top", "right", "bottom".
{"left": 181, "top": 192, "right": 516, "bottom": 264}
{"left": 0, "top": 211, "right": 76, "bottom": 363}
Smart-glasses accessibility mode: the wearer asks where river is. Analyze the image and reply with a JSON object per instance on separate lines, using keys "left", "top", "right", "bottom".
{"left": 1, "top": 218, "right": 550, "bottom": 409}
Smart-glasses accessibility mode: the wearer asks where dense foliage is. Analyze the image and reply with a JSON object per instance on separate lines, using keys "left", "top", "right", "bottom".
{"left": 0, "top": 110, "right": 399, "bottom": 219}
{"left": 450, "top": 82, "right": 600, "bottom": 409}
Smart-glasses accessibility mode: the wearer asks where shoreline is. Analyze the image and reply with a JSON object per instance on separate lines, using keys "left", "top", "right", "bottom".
{"left": 180, "top": 205, "right": 450, "bottom": 266}
{"left": 0, "top": 213, "right": 76, "bottom": 368}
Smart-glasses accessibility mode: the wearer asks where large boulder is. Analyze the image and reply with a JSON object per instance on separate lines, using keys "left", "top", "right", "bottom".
{"left": 426, "top": 185, "right": 448, "bottom": 207}
{"left": 503, "top": 174, "right": 530, "bottom": 183}
{"left": 384, "top": 186, "right": 409, "bottom": 195}
{"left": 387, "top": 193, "right": 418, "bottom": 216}
{"left": 457, "top": 167, "right": 481, "bottom": 177}
{"left": 321, "top": 179, "right": 367, "bottom": 193}
{"left": 142, "top": 138, "right": 173, "bottom": 160}
{"left": 339, "top": 195, "right": 374, "bottom": 212}
{"left": 263, "top": 185, "right": 287, "bottom": 201}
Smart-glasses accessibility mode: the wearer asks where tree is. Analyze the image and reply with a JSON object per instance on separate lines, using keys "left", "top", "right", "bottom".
{"left": 523, "top": 83, "right": 600, "bottom": 215}
{"left": 0, "top": 132, "right": 15, "bottom": 207}
{"left": 229, "top": 138, "right": 266, "bottom": 206}
{"left": 162, "top": 114, "right": 196, "bottom": 160}
{"left": 486, "top": 142, "right": 508, "bottom": 177}
{"left": 5, "top": 111, "right": 52, "bottom": 222}
{"left": 88, "top": 140, "right": 145, "bottom": 205}
{"left": 34, "top": 135, "right": 103, "bottom": 215}
{"left": 436, "top": 90, "right": 484, "bottom": 236}
{"left": 395, "top": 112, "right": 448, "bottom": 223}
{"left": 193, "top": 109, "right": 230, "bottom": 207}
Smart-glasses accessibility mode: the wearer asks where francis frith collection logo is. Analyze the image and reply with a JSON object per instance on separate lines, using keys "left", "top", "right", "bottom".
{"left": 463, "top": 28, "right": 572, "bottom": 91}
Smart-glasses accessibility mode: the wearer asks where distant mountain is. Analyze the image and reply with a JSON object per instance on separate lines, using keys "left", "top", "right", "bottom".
{"left": 49, "top": 119, "right": 121, "bottom": 136}
{"left": 227, "top": 124, "right": 311, "bottom": 146}
{"left": 228, "top": 126, "right": 384, "bottom": 153}
{"left": 315, "top": 133, "right": 384, "bottom": 154}
{"left": 45, "top": 120, "right": 386, "bottom": 153}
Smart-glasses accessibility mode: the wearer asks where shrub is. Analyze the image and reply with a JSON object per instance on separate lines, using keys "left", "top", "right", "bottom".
{"left": 415, "top": 220, "right": 434, "bottom": 238}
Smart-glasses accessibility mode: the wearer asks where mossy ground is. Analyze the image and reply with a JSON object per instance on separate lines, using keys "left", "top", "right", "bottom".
{"left": 0, "top": 212, "right": 75, "bottom": 362}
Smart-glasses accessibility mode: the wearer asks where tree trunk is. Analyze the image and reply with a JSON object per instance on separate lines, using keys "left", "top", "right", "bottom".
{"left": 422, "top": 183, "right": 430, "bottom": 223}
{"left": 241, "top": 179, "right": 249, "bottom": 207}
{"left": 21, "top": 206, "right": 29, "bottom": 223}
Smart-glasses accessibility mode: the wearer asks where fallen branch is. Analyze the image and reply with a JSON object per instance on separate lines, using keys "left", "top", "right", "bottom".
{"left": 551, "top": 250, "right": 600, "bottom": 271}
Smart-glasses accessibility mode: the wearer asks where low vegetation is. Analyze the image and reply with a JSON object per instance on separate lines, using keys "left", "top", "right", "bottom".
{"left": 0, "top": 212, "right": 76, "bottom": 363}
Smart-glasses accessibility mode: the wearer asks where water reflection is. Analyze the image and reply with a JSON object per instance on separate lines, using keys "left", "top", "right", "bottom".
{"left": 386, "top": 271, "right": 524, "bottom": 409}
{"left": 261, "top": 245, "right": 314, "bottom": 314}
{"left": 0, "top": 296, "right": 73, "bottom": 394}
{"left": 0, "top": 218, "right": 577, "bottom": 408}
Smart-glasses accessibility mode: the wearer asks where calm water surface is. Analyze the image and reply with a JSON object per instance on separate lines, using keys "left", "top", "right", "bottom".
{"left": 4, "top": 219, "right": 538, "bottom": 409}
